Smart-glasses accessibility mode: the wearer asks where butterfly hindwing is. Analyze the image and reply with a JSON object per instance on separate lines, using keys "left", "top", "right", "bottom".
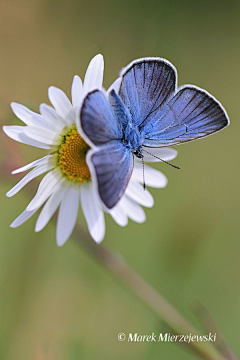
{"left": 143, "top": 85, "right": 229, "bottom": 147}
{"left": 119, "top": 58, "right": 177, "bottom": 128}
{"left": 88, "top": 141, "right": 133, "bottom": 209}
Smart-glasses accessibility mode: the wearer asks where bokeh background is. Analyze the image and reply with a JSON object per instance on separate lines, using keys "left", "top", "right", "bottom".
{"left": 0, "top": 0, "right": 239, "bottom": 359}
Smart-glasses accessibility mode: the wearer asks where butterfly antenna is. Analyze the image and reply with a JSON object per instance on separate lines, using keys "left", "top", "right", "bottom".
{"left": 143, "top": 149, "right": 180, "bottom": 169}
{"left": 141, "top": 155, "right": 146, "bottom": 190}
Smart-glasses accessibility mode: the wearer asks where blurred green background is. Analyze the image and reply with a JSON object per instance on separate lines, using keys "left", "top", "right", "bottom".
{"left": 0, "top": 0, "right": 239, "bottom": 359}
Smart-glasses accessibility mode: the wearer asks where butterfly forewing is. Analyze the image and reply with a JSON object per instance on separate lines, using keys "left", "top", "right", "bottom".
{"left": 119, "top": 58, "right": 177, "bottom": 128}
{"left": 80, "top": 90, "right": 122, "bottom": 146}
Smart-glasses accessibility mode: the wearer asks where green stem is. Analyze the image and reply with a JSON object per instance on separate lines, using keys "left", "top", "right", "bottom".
{"left": 74, "top": 223, "right": 228, "bottom": 360}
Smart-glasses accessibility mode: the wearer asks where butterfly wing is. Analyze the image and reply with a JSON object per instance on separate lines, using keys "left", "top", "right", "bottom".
{"left": 119, "top": 57, "right": 177, "bottom": 128}
{"left": 87, "top": 142, "right": 133, "bottom": 209}
{"left": 80, "top": 90, "right": 133, "bottom": 209}
{"left": 80, "top": 90, "right": 123, "bottom": 146}
{"left": 119, "top": 58, "right": 229, "bottom": 147}
{"left": 143, "top": 85, "right": 229, "bottom": 147}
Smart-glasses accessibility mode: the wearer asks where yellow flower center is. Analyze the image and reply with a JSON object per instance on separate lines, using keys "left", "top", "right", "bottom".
{"left": 58, "top": 126, "right": 91, "bottom": 182}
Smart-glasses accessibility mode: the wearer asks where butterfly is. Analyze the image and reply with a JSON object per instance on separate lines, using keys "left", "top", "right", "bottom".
{"left": 79, "top": 57, "right": 229, "bottom": 210}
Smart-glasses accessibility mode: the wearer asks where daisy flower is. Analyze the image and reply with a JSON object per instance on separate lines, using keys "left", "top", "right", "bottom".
{"left": 3, "top": 54, "right": 177, "bottom": 246}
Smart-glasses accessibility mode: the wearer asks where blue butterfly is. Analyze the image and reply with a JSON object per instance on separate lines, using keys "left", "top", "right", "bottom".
{"left": 80, "top": 58, "right": 229, "bottom": 209}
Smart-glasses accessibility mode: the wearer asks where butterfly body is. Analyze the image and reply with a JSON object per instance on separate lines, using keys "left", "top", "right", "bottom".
{"left": 80, "top": 58, "right": 229, "bottom": 209}
{"left": 108, "top": 89, "right": 144, "bottom": 158}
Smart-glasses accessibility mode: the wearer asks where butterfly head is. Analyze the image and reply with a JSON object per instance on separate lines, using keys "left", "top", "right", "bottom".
{"left": 133, "top": 147, "right": 143, "bottom": 159}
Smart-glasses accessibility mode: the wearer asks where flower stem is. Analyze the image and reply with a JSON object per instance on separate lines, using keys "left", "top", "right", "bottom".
{"left": 74, "top": 223, "right": 228, "bottom": 360}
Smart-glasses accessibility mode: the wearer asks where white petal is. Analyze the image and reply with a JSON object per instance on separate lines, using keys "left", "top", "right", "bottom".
{"left": 109, "top": 203, "right": 128, "bottom": 227}
{"left": 71, "top": 75, "right": 83, "bottom": 109}
{"left": 71, "top": 75, "right": 83, "bottom": 129}
{"left": 39, "top": 104, "right": 66, "bottom": 130}
{"left": 3, "top": 125, "right": 51, "bottom": 149}
{"left": 10, "top": 208, "right": 40, "bottom": 228}
{"left": 6, "top": 163, "right": 54, "bottom": 197}
{"left": 120, "top": 196, "right": 146, "bottom": 223}
{"left": 133, "top": 162, "right": 168, "bottom": 188}
{"left": 126, "top": 180, "right": 154, "bottom": 208}
{"left": 26, "top": 169, "right": 62, "bottom": 211}
{"left": 23, "top": 126, "right": 61, "bottom": 145}
{"left": 142, "top": 147, "right": 178, "bottom": 162}
{"left": 83, "top": 54, "right": 104, "bottom": 93}
{"left": 12, "top": 155, "right": 54, "bottom": 174}
{"left": 35, "top": 186, "right": 66, "bottom": 232}
{"left": 80, "top": 183, "right": 105, "bottom": 243}
{"left": 48, "top": 86, "right": 75, "bottom": 124}
{"left": 56, "top": 185, "right": 79, "bottom": 246}
{"left": 11, "top": 103, "right": 53, "bottom": 130}
{"left": 107, "top": 77, "right": 121, "bottom": 95}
